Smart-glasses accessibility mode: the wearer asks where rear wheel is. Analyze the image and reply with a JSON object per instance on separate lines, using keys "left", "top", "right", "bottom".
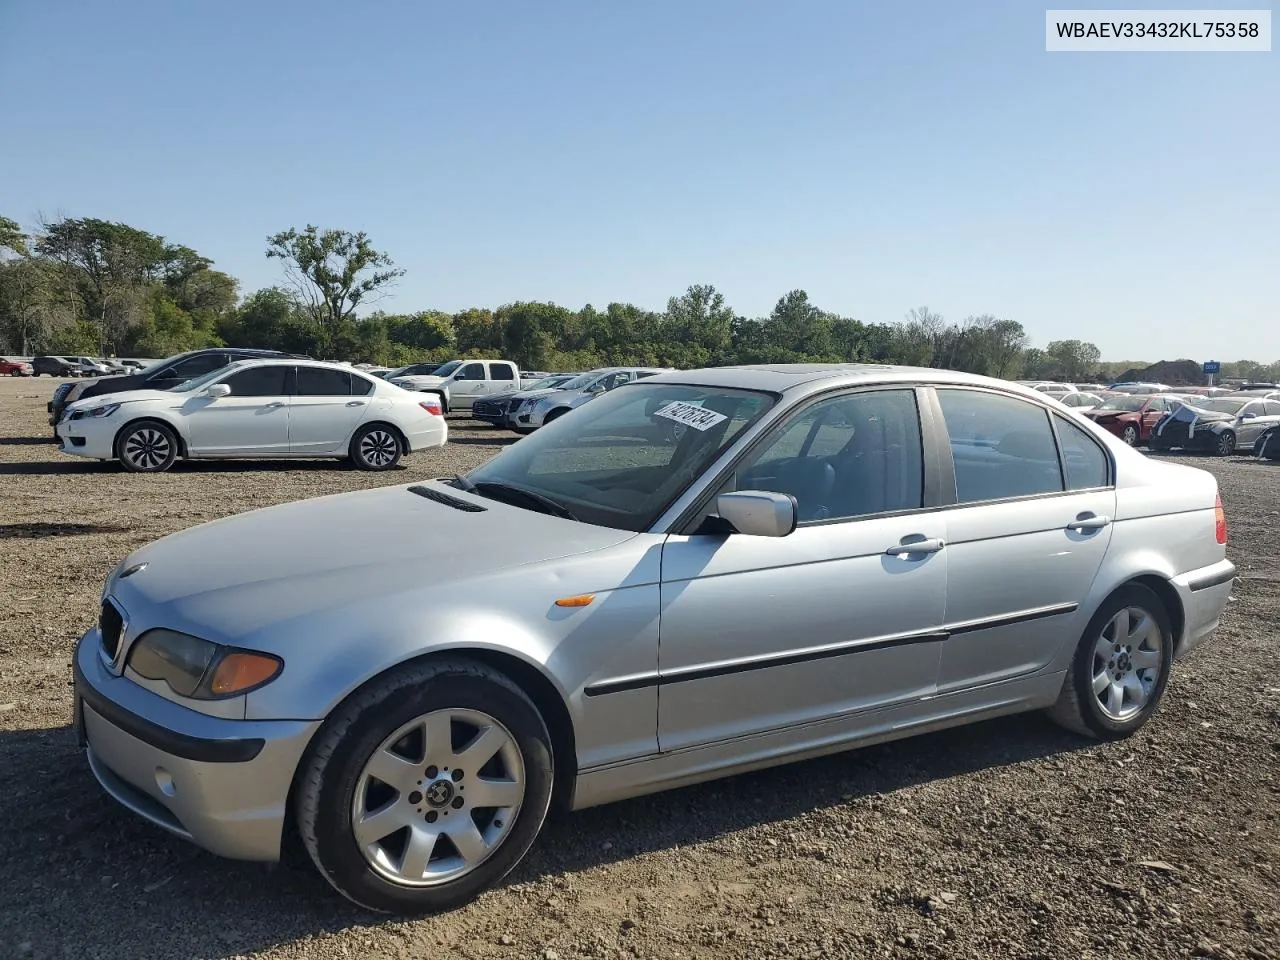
{"left": 1046, "top": 584, "right": 1173, "bottom": 739}
{"left": 297, "top": 658, "right": 554, "bottom": 914}
{"left": 115, "top": 421, "right": 179, "bottom": 473}
{"left": 351, "top": 424, "right": 403, "bottom": 471}
{"left": 1215, "top": 430, "right": 1236, "bottom": 456}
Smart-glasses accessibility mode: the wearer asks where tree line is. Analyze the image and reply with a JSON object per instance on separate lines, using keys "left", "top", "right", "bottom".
{"left": 2, "top": 214, "right": 1273, "bottom": 384}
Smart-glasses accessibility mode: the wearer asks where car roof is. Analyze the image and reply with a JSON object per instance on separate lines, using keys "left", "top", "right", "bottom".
{"left": 218, "top": 357, "right": 376, "bottom": 375}
{"left": 638, "top": 362, "right": 1029, "bottom": 394}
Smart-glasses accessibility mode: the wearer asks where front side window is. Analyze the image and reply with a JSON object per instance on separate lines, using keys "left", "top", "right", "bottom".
{"left": 225, "top": 365, "right": 289, "bottom": 397}
{"left": 463, "top": 384, "right": 776, "bottom": 532}
{"left": 457, "top": 362, "right": 486, "bottom": 381}
{"left": 161, "top": 353, "right": 224, "bottom": 382}
{"left": 731, "top": 390, "right": 924, "bottom": 523}
{"left": 297, "top": 367, "right": 353, "bottom": 396}
{"left": 937, "top": 389, "right": 1063, "bottom": 503}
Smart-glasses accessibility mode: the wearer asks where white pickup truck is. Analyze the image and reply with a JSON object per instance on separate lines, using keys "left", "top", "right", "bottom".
{"left": 388, "top": 359, "right": 531, "bottom": 412}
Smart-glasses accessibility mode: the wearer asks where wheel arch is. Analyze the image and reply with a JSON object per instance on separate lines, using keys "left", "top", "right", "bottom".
{"left": 281, "top": 646, "right": 579, "bottom": 859}
{"left": 356, "top": 419, "right": 410, "bottom": 455}
{"left": 112, "top": 415, "right": 188, "bottom": 459}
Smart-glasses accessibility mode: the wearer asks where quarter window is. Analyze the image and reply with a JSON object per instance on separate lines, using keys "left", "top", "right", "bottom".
{"left": 1054, "top": 415, "right": 1109, "bottom": 490}
{"left": 936, "top": 389, "right": 1063, "bottom": 503}
{"left": 224, "top": 365, "right": 289, "bottom": 397}
{"left": 733, "top": 390, "right": 923, "bottom": 522}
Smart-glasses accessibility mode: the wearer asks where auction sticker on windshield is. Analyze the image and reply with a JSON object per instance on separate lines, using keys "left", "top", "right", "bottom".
{"left": 654, "top": 401, "right": 727, "bottom": 431}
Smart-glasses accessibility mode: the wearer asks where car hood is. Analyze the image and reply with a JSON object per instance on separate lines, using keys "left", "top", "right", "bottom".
{"left": 393, "top": 374, "right": 448, "bottom": 387}
{"left": 1087, "top": 410, "right": 1139, "bottom": 421}
{"left": 107, "top": 481, "right": 637, "bottom": 644}
{"left": 66, "top": 388, "right": 177, "bottom": 410}
{"left": 1160, "top": 404, "right": 1234, "bottom": 427}
{"left": 511, "top": 386, "right": 566, "bottom": 400}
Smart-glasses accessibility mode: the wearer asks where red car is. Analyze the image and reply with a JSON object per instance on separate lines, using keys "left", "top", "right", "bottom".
{"left": 0, "top": 357, "right": 34, "bottom": 377}
{"left": 1083, "top": 393, "right": 1187, "bottom": 446}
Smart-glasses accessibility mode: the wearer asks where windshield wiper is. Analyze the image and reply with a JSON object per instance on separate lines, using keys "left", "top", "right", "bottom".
{"left": 470, "top": 480, "right": 577, "bottom": 521}
{"left": 448, "top": 473, "right": 477, "bottom": 492}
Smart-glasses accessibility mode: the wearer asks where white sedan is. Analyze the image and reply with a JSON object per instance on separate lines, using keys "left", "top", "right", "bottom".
{"left": 56, "top": 358, "right": 447, "bottom": 473}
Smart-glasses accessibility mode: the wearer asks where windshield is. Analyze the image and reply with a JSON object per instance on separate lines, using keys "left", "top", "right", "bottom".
{"left": 556, "top": 371, "right": 606, "bottom": 391}
{"left": 464, "top": 382, "right": 777, "bottom": 532}
{"left": 136, "top": 352, "right": 193, "bottom": 376}
{"left": 170, "top": 366, "right": 234, "bottom": 393}
{"left": 1198, "top": 399, "right": 1248, "bottom": 415}
{"left": 529, "top": 376, "right": 572, "bottom": 391}
{"left": 431, "top": 360, "right": 462, "bottom": 378}
{"left": 1096, "top": 396, "right": 1146, "bottom": 412}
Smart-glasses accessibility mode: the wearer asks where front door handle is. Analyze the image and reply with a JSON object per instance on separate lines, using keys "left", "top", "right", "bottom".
{"left": 346, "top": 400, "right": 367, "bottom": 407}
{"left": 885, "top": 537, "right": 946, "bottom": 557}
{"left": 1067, "top": 513, "right": 1111, "bottom": 532}
{"left": 264, "top": 401, "right": 285, "bottom": 408}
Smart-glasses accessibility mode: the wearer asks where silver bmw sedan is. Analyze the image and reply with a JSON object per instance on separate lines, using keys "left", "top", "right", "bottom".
{"left": 72, "top": 364, "right": 1236, "bottom": 914}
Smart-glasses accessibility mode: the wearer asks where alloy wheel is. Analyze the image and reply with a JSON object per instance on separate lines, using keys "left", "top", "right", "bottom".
{"left": 1090, "top": 606, "right": 1163, "bottom": 721}
{"left": 359, "top": 430, "right": 399, "bottom": 468}
{"left": 351, "top": 708, "right": 525, "bottom": 887}
{"left": 1216, "top": 432, "right": 1236, "bottom": 456}
{"left": 1121, "top": 424, "right": 1139, "bottom": 445}
{"left": 123, "top": 428, "right": 172, "bottom": 470}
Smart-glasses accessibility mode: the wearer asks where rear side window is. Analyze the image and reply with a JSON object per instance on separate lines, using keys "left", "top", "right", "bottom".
{"left": 936, "top": 389, "right": 1063, "bottom": 503}
{"left": 490, "top": 363, "right": 516, "bottom": 381}
{"left": 224, "top": 365, "right": 289, "bottom": 397}
{"left": 1054, "top": 415, "right": 1110, "bottom": 490}
{"left": 297, "top": 367, "right": 354, "bottom": 396}
{"left": 1264, "top": 401, "right": 1280, "bottom": 417}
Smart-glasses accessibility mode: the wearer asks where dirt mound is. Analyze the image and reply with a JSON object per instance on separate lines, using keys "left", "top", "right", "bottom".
{"left": 1113, "top": 358, "right": 1203, "bottom": 386}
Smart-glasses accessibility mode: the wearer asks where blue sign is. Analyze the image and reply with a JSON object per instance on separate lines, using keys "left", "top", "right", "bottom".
{"left": 1203, "top": 361, "right": 1221, "bottom": 374}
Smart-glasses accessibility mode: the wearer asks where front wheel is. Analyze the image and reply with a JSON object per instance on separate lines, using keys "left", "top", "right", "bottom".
{"left": 351, "top": 424, "right": 403, "bottom": 471}
{"left": 1046, "top": 584, "right": 1174, "bottom": 740}
{"left": 297, "top": 658, "right": 555, "bottom": 914}
{"left": 116, "top": 420, "right": 179, "bottom": 473}
{"left": 1215, "top": 430, "right": 1236, "bottom": 456}
{"left": 1121, "top": 424, "right": 1139, "bottom": 446}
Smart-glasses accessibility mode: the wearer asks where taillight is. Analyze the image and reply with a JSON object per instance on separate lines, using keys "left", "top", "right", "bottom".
{"left": 419, "top": 399, "right": 442, "bottom": 417}
{"left": 1214, "top": 494, "right": 1228, "bottom": 545}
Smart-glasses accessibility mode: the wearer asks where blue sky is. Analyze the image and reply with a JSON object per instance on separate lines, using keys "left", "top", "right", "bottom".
{"left": 1, "top": 0, "right": 1276, "bottom": 360}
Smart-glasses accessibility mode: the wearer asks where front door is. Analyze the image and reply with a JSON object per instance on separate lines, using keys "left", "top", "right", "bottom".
{"left": 657, "top": 388, "right": 947, "bottom": 753}
{"left": 184, "top": 364, "right": 292, "bottom": 455}
{"left": 448, "top": 362, "right": 489, "bottom": 409}
{"left": 931, "top": 387, "right": 1114, "bottom": 693}
{"left": 289, "top": 366, "right": 370, "bottom": 453}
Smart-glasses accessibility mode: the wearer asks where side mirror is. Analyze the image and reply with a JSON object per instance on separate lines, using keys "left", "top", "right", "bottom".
{"left": 715, "top": 491, "right": 798, "bottom": 538}
{"left": 205, "top": 383, "right": 231, "bottom": 398}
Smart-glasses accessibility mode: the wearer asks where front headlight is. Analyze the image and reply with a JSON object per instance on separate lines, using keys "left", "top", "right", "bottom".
{"left": 86, "top": 403, "right": 120, "bottom": 418}
{"left": 127, "top": 629, "right": 283, "bottom": 699}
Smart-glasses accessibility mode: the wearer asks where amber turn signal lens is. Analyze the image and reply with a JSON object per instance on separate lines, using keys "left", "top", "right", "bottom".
{"left": 554, "top": 594, "right": 594, "bottom": 608}
{"left": 209, "top": 652, "right": 283, "bottom": 695}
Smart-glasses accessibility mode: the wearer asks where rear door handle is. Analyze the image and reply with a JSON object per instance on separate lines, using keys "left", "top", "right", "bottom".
{"left": 1067, "top": 513, "right": 1111, "bottom": 532}
{"left": 885, "top": 537, "right": 946, "bottom": 557}
{"left": 346, "top": 400, "right": 367, "bottom": 407}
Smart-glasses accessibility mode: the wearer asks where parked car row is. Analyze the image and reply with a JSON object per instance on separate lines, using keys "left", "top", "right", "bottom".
{"left": 49, "top": 347, "right": 448, "bottom": 472}
{"left": 21, "top": 355, "right": 152, "bottom": 377}
{"left": 71, "top": 363, "right": 1237, "bottom": 913}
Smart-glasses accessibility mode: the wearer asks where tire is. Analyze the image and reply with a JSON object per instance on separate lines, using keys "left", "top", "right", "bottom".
{"left": 296, "top": 657, "right": 555, "bottom": 914}
{"left": 1121, "top": 424, "right": 1139, "bottom": 446}
{"left": 115, "top": 420, "right": 179, "bottom": 473}
{"left": 1046, "top": 584, "right": 1174, "bottom": 740}
{"left": 543, "top": 408, "right": 569, "bottom": 425}
{"left": 1215, "top": 430, "right": 1236, "bottom": 457}
{"left": 350, "top": 423, "right": 403, "bottom": 471}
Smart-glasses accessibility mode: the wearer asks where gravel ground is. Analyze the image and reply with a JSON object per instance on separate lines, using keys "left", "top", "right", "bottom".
{"left": 0, "top": 375, "right": 1277, "bottom": 960}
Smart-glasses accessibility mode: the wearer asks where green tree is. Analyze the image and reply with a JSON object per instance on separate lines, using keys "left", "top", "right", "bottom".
{"left": 266, "top": 225, "right": 404, "bottom": 328}
{"left": 665, "top": 284, "right": 734, "bottom": 356}
{"left": 1045, "top": 339, "right": 1102, "bottom": 381}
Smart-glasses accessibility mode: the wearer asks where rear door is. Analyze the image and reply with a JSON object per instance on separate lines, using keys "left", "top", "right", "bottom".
{"left": 931, "top": 387, "right": 1115, "bottom": 693}
{"left": 288, "top": 367, "right": 370, "bottom": 453}
{"left": 184, "top": 364, "right": 291, "bottom": 455}
{"left": 489, "top": 362, "right": 518, "bottom": 396}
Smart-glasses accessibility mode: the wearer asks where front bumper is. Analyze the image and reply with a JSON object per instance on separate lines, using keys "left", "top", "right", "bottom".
{"left": 55, "top": 417, "right": 116, "bottom": 459}
{"left": 1169, "top": 558, "right": 1236, "bottom": 658}
{"left": 73, "top": 629, "right": 318, "bottom": 861}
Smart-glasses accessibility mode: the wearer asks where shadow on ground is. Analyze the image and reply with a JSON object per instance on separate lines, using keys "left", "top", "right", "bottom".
{"left": 0, "top": 712, "right": 1095, "bottom": 960}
